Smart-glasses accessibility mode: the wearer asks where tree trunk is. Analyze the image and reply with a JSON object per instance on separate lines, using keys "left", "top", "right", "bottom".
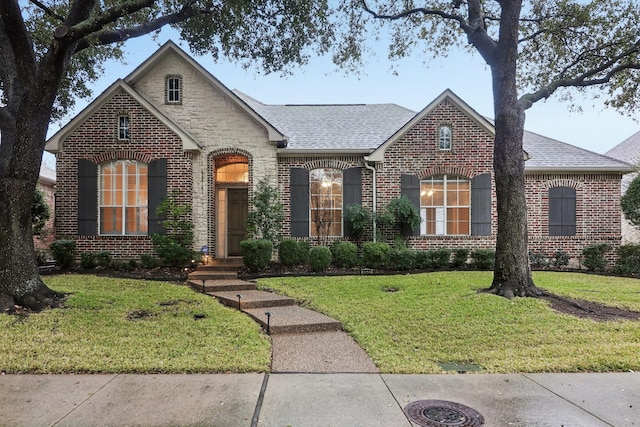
{"left": 484, "top": 0, "right": 545, "bottom": 299}
{"left": 0, "top": 89, "right": 66, "bottom": 313}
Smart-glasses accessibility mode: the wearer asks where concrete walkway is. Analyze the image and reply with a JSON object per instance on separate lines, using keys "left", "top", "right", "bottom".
{"left": 1, "top": 372, "right": 638, "bottom": 426}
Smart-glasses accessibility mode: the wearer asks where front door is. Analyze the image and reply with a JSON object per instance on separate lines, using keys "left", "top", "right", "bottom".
{"left": 227, "top": 188, "right": 248, "bottom": 256}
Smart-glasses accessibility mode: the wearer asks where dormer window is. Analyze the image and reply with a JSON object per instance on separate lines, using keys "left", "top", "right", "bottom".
{"left": 118, "top": 115, "right": 130, "bottom": 140}
{"left": 166, "top": 76, "right": 182, "bottom": 104}
{"left": 438, "top": 125, "right": 452, "bottom": 151}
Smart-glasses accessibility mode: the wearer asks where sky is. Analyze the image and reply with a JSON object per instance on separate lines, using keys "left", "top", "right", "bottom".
{"left": 44, "top": 30, "right": 640, "bottom": 167}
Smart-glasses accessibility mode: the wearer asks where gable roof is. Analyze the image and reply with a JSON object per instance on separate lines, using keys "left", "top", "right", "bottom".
{"left": 45, "top": 79, "right": 200, "bottom": 152}
{"left": 235, "top": 90, "right": 415, "bottom": 153}
{"left": 606, "top": 130, "right": 640, "bottom": 165}
{"left": 125, "top": 41, "right": 287, "bottom": 143}
{"left": 366, "top": 89, "right": 494, "bottom": 162}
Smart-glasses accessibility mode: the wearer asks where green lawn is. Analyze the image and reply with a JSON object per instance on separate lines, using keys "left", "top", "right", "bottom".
{"left": 0, "top": 275, "right": 271, "bottom": 373}
{"left": 258, "top": 271, "right": 640, "bottom": 374}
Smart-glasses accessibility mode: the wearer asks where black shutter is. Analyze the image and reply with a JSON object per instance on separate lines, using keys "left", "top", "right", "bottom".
{"left": 148, "top": 159, "right": 168, "bottom": 235}
{"left": 400, "top": 174, "right": 420, "bottom": 236}
{"left": 290, "top": 168, "right": 309, "bottom": 237}
{"left": 549, "top": 187, "right": 576, "bottom": 236}
{"left": 77, "top": 159, "right": 97, "bottom": 235}
{"left": 343, "top": 167, "right": 363, "bottom": 238}
{"left": 471, "top": 173, "right": 492, "bottom": 236}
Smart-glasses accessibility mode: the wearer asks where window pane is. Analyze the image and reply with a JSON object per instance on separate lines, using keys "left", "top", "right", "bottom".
{"left": 99, "top": 160, "right": 148, "bottom": 235}
{"left": 310, "top": 168, "right": 343, "bottom": 237}
{"left": 216, "top": 163, "right": 248, "bottom": 183}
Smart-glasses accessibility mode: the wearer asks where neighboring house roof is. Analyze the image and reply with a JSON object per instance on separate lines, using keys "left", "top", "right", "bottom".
{"left": 125, "top": 41, "right": 287, "bottom": 144}
{"left": 606, "top": 129, "right": 640, "bottom": 165}
{"left": 46, "top": 79, "right": 201, "bottom": 153}
{"left": 234, "top": 90, "right": 415, "bottom": 153}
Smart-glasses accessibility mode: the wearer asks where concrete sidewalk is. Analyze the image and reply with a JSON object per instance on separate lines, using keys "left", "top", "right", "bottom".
{"left": 1, "top": 372, "right": 638, "bottom": 426}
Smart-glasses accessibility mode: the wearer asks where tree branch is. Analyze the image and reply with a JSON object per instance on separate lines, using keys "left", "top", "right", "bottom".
{"left": 0, "top": 0, "right": 37, "bottom": 101}
{"left": 28, "top": 0, "right": 65, "bottom": 22}
{"left": 361, "top": 0, "right": 471, "bottom": 31}
{"left": 519, "top": 40, "right": 640, "bottom": 109}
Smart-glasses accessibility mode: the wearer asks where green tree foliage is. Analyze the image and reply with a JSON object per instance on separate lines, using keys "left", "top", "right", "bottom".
{"left": 333, "top": 1, "right": 640, "bottom": 298}
{"left": 621, "top": 174, "right": 640, "bottom": 227}
{"left": 0, "top": 0, "right": 331, "bottom": 311}
{"left": 247, "top": 178, "right": 285, "bottom": 248}
{"left": 382, "top": 197, "right": 421, "bottom": 240}
{"left": 32, "top": 188, "right": 50, "bottom": 236}
{"left": 151, "top": 190, "right": 195, "bottom": 267}
{"left": 345, "top": 203, "right": 371, "bottom": 241}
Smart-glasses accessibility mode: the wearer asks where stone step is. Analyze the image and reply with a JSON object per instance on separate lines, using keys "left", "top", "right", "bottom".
{"left": 242, "top": 305, "right": 341, "bottom": 335}
{"left": 187, "top": 270, "right": 238, "bottom": 281}
{"left": 211, "top": 290, "right": 295, "bottom": 310}
{"left": 187, "top": 279, "right": 256, "bottom": 293}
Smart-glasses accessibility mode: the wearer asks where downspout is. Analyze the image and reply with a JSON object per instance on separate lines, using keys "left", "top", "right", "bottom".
{"left": 364, "top": 158, "right": 377, "bottom": 242}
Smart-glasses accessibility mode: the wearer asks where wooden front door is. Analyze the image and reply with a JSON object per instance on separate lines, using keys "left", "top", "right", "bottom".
{"left": 227, "top": 188, "right": 248, "bottom": 256}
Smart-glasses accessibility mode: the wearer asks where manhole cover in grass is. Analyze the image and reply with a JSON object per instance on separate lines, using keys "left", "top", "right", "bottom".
{"left": 405, "top": 400, "right": 484, "bottom": 427}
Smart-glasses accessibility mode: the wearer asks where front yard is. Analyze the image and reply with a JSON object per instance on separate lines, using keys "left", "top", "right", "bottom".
{"left": 259, "top": 271, "right": 640, "bottom": 373}
{"left": 1, "top": 271, "right": 638, "bottom": 374}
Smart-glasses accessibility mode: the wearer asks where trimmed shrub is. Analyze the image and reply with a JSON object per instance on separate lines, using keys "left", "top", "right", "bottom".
{"left": 278, "top": 239, "right": 300, "bottom": 267}
{"left": 551, "top": 251, "right": 570, "bottom": 269}
{"left": 50, "top": 239, "right": 76, "bottom": 269}
{"left": 470, "top": 249, "right": 495, "bottom": 270}
{"left": 96, "top": 251, "right": 112, "bottom": 268}
{"left": 331, "top": 241, "right": 359, "bottom": 268}
{"left": 388, "top": 247, "right": 416, "bottom": 270}
{"left": 362, "top": 242, "right": 390, "bottom": 269}
{"left": 450, "top": 248, "right": 469, "bottom": 269}
{"left": 529, "top": 251, "right": 549, "bottom": 269}
{"left": 345, "top": 204, "right": 371, "bottom": 241}
{"left": 241, "top": 239, "right": 273, "bottom": 273}
{"left": 140, "top": 254, "right": 158, "bottom": 269}
{"left": 297, "top": 241, "right": 310, "bottom": 264}
{"left": 614, "top": 244, "right": 640, "bottom": 275}
{"left": 582, "top": 243, "right": 610, "bottom": 272}
{"left": 309, "top": 246, "right": 332, "bottom": 272}
{"left": 431, "top": 248, "right": 451, "bottom": 269}
{"left": 80, "top": 252, "right": 97, "bottom": 269}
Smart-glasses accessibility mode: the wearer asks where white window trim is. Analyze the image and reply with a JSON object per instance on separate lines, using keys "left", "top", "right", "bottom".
{"left": 118, "top": 115, "right": 130, "bottom": 141}
{"left": 438, "top": 125, "right": 452, "bottom": 151}
{"left": 420, "top": 174, "right": 470, "bottom": 236}
{"left": 166, "top": 76, "right": 182, "bottom": 104}
{"left": 309, "top": 168, "right": 343, "bottom": 237}
{"left": 99, "top": 160, "right": 148, "bottom": 236}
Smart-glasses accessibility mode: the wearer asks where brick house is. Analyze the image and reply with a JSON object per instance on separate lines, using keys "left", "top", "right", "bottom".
{"left": 46, "top": 41, "right": 632, "bottom": 264}
{"left": 35, "top": 163, "right": 56, "bottom": 252}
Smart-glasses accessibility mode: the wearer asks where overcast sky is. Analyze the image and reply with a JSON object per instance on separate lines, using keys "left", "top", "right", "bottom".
{"left": 45, "top": 31, "right": 639, "bottom": 167}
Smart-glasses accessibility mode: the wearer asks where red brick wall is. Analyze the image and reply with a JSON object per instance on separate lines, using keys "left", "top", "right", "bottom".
{"left": 54, "top": 89, "right": 193, "bottom": 260}
{"left": 34, "top": 180, "right": 56, "bottom": 252}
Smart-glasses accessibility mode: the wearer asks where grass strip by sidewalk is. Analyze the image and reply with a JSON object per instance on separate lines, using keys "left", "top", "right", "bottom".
{"left": 0, "top": 275, "right": 271, "bottom": 374}
{"left": 258, "top": 271, "right": 640, "bottom": 374}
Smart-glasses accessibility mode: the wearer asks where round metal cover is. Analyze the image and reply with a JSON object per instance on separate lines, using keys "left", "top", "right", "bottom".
{"left": 404, "top": 400, "right": 484, "bottom": 427}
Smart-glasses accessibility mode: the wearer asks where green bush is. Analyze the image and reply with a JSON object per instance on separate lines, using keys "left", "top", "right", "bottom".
{"left": 345, "top": 204, "right": 371, "bottom": 241}
{"left": 388, "top": 247, "right": 416, "bottom": 270}
{"left": 151, "top": 190, "right": 195, "bottom": 267}
{"left": 297, "top": 241, "right": 310, "bottom": 264}
{"left": 582, "top": 243, "right": 610, "bottom": 272}
{"left": 50, "top": 239, "right": 76, "bottom": 269}
{"left": 471, "top": 249, "right": 495, "bottom": 270}
{"left": 279, "top": 239, "right": 300, "bottom": 266}
{"left": 241, "top": 239, "right": 273, "bottom": 272}
{"left": 529, "top": 251, "right": 549, "bottom": 269}
{"left": 383, "top": 197, "right": 421, "bottom": 239}
{"left": 450, "top": 248, "right": 469, "bottom": 269}
{"left": 309, "top": 246, "right": 332, "bottom": 272}
{"left": 362, "top": 242, "right": 390, "bottom": 269}
{"left": 331, "top": 241, "right": 359, "bottom": 268}
{"left": 551, "top": 251, "right": 570, "bottom": 269}
{"left": 414, "top": 249, "right": 451, "bottom": 270}
{"left": 247, "top": 178, "right": 285, "bottom": 249}
{"left": 613, "top": 244, "right": 640, "bottom": 275}
{"left": 80, "top": 252, "right": 97, "bottom": 269}
{"left": 96, "top": 251, "right": 112, "bottom": 268}
{"left": 140, "top": 254, "right": 158, "bottom": 269}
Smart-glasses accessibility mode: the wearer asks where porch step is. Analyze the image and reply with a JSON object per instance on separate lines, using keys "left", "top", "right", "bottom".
{"left": 243, "top": 305, "right": 341, "bottom": 334}
{"left": 187, "top": 270, "right": 238, "bottom": 282}
{"left": 187, "top": 279, "right": 256, "bottom": 293}
{"left": 211, "top": 290, "right": 295, "bottom": 310}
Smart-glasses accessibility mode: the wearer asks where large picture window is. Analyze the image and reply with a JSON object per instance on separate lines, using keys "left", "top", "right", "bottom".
{"left": 420, "top": 174, "right": 470, "bottom": 235}
{"left": 310, "top": 168, "right": 342, "bottom": 237}
{"left": 99, "top": 160, "right": 148, "bottom": 235}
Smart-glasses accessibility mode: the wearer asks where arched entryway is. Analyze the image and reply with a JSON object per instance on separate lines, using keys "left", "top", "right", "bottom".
{"left": 214, "top": 155, "right": 249, "bottom": 258}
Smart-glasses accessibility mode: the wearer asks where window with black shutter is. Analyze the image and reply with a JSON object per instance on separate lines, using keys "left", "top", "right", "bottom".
{"left": 549, "top": 187, "right": 576, "bottom": 236}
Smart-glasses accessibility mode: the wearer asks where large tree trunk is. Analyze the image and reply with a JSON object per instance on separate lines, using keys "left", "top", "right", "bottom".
{"left": 484, "top": 0, "right": 545, "bottom": 299}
